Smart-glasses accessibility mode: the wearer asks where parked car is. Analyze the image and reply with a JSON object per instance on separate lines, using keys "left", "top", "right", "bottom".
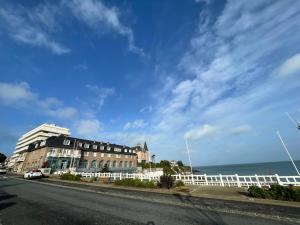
{"left": 24, "top": 169, "right": 43, "bottom": 179}
{"left": 0, "top": 168, "right": 6, "bottom": 174}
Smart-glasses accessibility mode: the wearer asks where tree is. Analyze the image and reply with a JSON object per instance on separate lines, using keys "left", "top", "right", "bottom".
{"left": 0, "top": 153, "right": 7, "bottom": 163}
{"left": 177, "top": 161, "right": 184, "bottom": 167}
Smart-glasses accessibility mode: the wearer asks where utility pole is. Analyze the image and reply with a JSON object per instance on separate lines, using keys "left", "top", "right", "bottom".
{"left": 277, "top": 131, "right": 300, "bottom": 176}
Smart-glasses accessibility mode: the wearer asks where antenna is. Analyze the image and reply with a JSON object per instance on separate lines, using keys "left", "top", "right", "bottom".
{"left": 277, "top": 131, "right": 300, "bottom": 176}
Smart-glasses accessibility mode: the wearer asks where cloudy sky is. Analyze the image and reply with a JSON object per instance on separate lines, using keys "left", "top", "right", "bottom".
{"left": 0, "top": 0, "right": 300, "bottom": 166}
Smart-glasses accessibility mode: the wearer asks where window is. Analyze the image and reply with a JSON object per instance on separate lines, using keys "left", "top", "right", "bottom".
{"left": 84, "top": 152, "right": 89, "bottom": 156}
{"left": 99, "top": 160, "right": 104, "bottom": 168}
{"left": 100, "top": 145, "right": 104, "bottom": 150}
{"left": 35, "top": 143, "right": 39, "bottom": 148}
{"left": 129, "top": 149, "right": 132, "bottom": 153}
{"left": 93, "top": 145, "right": 97, "bottom": 150}
{"left": 114, "top": 148, "right": 121, "bottom": 152}
{"left": 40, "top": 140, "right": 46, "bottom": 146}
{"left": 91, "top": 160, "right": 97, "bottom": 168}
{"left": 112, "top": 161, "right": 117, "bottom": 167}
{"left": 107, "top": 146, "right": 111, "bottom": 151}
{"left": 124, "top": 149, "right": 127, "bottom": 153}
{"left": 107, "top": 154, "right": 111, "bottom": 158}
{"left": 93, "top": 152, "right": 97, "bottom": 157}
{"left": 119, "top": 161, "right": 123, "bottom": 168}
{"left": 84, "top": 143, "right": 89, "bottom": 148}
{"left": 101, "top": 153, "right": 104, "bottom": 157}
{"left": 132, "top": 150, "right": 136, "bottom": 153}
{"left": 125, "top": 155, "right": 128, "bottom": 159}
{"left": 78, "top": 143, "right": 82, "bottom": 147}
{"left": 107, "top": 160, "right": 111, "bottom": 167}
{"left": 124, "top": 161, "right": 128, "bottom": 167}
{"left": 63, "top": 139, "right": 70, "bottom": 145}
{"left": 80, "top": 160, "right": 88, "bottom": 168}
{"left": 129, "top": 161, "right": 133, "bottom": 167}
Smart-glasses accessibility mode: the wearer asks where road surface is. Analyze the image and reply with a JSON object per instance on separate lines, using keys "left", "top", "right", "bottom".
{"left": 0, "top": 176, "right": 298, "bottom": 225}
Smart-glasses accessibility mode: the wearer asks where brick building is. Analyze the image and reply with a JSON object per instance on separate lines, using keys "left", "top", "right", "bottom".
{"left": 22, "top": 135, "right": 137, "bottom": 173}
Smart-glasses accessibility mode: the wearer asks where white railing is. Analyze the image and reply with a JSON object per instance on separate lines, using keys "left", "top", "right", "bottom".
{"left": 72, "top": 172, "right": 162, "bottom": 181}
{"left": 61, "top": 172, "right": 300, "bottom": 187}
{"left": 172, "top": 174, "right": 300, "bottom": 187}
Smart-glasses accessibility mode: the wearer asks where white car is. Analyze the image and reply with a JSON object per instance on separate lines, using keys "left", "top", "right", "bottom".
{"left": 24, "top": 169, "right": 43, "bottom": 179}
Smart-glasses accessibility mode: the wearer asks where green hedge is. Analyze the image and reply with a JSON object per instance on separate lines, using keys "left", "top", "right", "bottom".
{"left": 60, "top": 173, "right": 82, "bottom": 181}
{"left": 114, "top": 178, "right": 156, "bottom": 188}
{"left": 248, "top": 185, "right": 300, "bottom": 201}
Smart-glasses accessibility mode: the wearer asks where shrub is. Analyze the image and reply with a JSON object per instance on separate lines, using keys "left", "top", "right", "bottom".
{"left": 157, "top": 175, "right": 175, "bottom": 189}
{"left": 174, "top": 180, "right": 185, "bottom": 188}
{"left": 248, "top": 185, "right": 300, "bottom": 202}
{"left": 60, "top": 173, "right": 82, "bottom": 181}
{"left": 114, "top": 178, "right": 156, "bottom": 188}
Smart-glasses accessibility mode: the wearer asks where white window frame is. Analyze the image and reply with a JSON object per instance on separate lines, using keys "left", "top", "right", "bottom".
{"left": 100, "top": 146, "right": 104, "bottom": 150}
{"left": 93, "top": 145, "right": 97, "bottom": 150}
{"left": 63, "top": 139, "right": 71, "bottom": 146}
{"left": 84, "top": 143, "right": 90, "bottom": 149}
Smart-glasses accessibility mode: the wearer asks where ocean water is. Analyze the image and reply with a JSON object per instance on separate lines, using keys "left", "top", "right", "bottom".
{"left": 194, "top": 160, "right": 300, "bottom": 176}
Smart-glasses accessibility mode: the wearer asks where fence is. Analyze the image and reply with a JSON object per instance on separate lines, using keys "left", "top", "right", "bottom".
{"left": 172, "top": 174, "right": 300, "bottom": 187}
{"left": 72, "top": 171, "right": 162, "bottom": 181}
{"left": 70, "top": 171, "right": 300, "bottom": 187}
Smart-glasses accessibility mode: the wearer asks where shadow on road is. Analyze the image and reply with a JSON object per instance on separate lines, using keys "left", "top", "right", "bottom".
{"left": 0, "top": 190, "right": 17, "bottom": 211}
{"left": 173, "top": 193, "right": 227, "bottom": 225}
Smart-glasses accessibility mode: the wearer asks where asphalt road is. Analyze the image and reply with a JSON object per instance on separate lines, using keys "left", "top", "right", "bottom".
{"left": 0, "top": 176, "right": 298, "bottom": 225}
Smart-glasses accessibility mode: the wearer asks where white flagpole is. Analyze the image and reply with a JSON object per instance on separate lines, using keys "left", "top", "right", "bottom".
{"left": 185, "top": 136, "right": 194, "bottom": 184}
{"left": 277, "top": 131, "right": 300, "bottom": 176}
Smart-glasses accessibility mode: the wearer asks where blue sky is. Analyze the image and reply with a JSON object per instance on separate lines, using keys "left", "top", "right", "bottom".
{"left": 0, "top": 0, "right": 300, "bottom": 166}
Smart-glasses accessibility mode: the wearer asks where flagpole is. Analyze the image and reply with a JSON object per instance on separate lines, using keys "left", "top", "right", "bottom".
{"left": 277, "top": 131, "right": 300, "bottom": 176}
{"left": 185, "top": 136, "right": 194, "bottom": 184}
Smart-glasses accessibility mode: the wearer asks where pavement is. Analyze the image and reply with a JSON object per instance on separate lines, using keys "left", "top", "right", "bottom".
{"left": 0, "top": 175, "right": 299, "bottom": 225}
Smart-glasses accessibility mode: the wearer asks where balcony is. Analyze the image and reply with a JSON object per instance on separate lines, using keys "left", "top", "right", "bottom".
{"left": 46, "top": 151, "right": 81, "bottom": 158}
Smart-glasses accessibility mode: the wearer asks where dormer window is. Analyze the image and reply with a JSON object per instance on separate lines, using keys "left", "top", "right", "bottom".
{"left": 63, "top": 139, "right": 70, "bottom": 146}
{"left": 124, "top": 149, "right": 127, "bottom": 153}
{"left": 100, "top": 145, "right": 104, "bottom": 150}
{"left": 40, "top": 140, "right": 46, "bottom": 146}
{"left": 129, "top": 149, "right": 132, "bottom": 153}
{"left": 107, "top": 146, "right": 111, "bottom": 151}
{"left": 84, "top": 143, "right": 89, "bottom": 148}
{"left": 35, "top": 143, "right": 39, "bottom": 148}
{"left": 132, "top": 150, "right": 136, "bottom": 153}
{"left": 93, "top": 145, "right": 97, "bottom": 150}
{"left": 78, "top": 142, "right": 82, "bottom": 147}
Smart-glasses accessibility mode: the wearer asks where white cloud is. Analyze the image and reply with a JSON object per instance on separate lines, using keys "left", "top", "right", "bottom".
{"left": 123, "top": 119, "right": 146, "bottom": 130}
{"left": 85, "top": 84, "right": 115, "bottom": 109}
{"left": 274, "top": 53, "right": 300, "bottom": 77}
{"left": 75, "top": 119, "right": 101, "bottom": 138}
{"left": 0, "top": 82, "right": 36, "bottom": 105}
{"left": 185, "top": 124, "right": 218, "bottom": 140}
{"left": 0, "top": 4, "right": 70, "bottom": 54}
{"left": 66, "top": 0, "right": 144, "bottom": 56}
{"left": 229, "top": 124, "right": 252, "bottom": 135}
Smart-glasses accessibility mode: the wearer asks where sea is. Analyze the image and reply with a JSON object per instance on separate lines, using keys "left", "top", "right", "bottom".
{"left": 194, "top": 160, "right": 300, "bottom": 176}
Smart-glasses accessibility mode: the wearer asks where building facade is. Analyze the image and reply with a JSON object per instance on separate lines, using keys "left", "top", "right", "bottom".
{"left": 22, "top": 135, "right": 137, "bottom": 173}
{"left": 135, "top": 142, "right": 149, "bottom": 164}
{"left": 9, "top": 124, "right": 70, "bottom": 172}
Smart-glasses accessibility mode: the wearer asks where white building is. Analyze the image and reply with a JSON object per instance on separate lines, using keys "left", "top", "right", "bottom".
{"left": 9, "top": 123, "right": 70, "bottom": 172}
